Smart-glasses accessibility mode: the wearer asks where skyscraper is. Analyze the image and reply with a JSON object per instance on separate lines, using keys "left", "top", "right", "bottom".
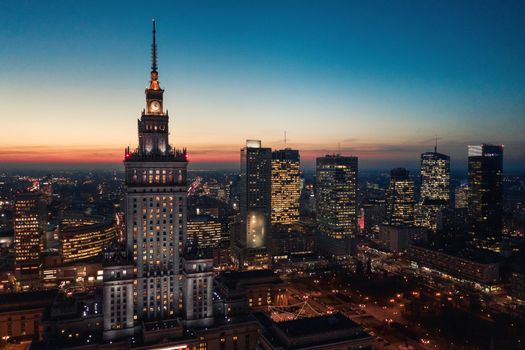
{"left": 468, "top": 144, "right": 503, "bottom": 241}
{"left": 385, "top": 168, "right": 415, "bottom": 227}
{"left": 239, "top": 140, "right": 272, "bottom": 249}
{"left": 124, "top": 21, "right": 188, "bottom": 322}
{"left": 232, "top": 140, "right": 272, "bottom": 269}
{"left": 417, "top": 149, "right": 450, "bottom": 231}
{"left": 14, "top": 192, "right": 45, "bottom": 288}
{"left": 316, "top": 155, "right": 358, "bottom": 257}
{"left": 271, "top": 149, "right": 301, "bottom": 226}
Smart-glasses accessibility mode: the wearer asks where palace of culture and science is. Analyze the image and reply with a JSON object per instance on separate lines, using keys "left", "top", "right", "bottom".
{"left": 124, "top": 19, "right": 188, "bottom": 324}
{"left": 35, "top": 21, "right": 264, "bottom": 350}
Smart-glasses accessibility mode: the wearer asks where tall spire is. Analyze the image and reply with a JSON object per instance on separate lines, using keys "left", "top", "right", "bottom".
{"left": 151, "top": 19, "right": 157, "bottom": 72}
{"left": 149, "top": 19, "right": 160, "bottom": 90}
{"left": 434, "top": 136, "right": 438, "bottom": 153}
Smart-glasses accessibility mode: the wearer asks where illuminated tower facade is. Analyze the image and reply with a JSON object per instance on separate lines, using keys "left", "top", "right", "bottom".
{"left": 271, "top": 149, "right": 300, "bottom": 225}
{"left": 468, "top": 144, "right": 503, "bottom": 241}
{"left": 124, "top": 21, "right": 188, "bottom": 322}
{"left": 233, "top": 140, "right": 272, "bottom": 270}
{"left": 14, "top": 192, "right": 45, "bottom": 288}
{"left": 417, "top": 149, "right": 450, "bottom": 231}
{"left": 187, "top": 214, "right": 222, "bottom": 249}
{"left": 385, "top": 168, "right": 415, "bottom": 226}
{"left": 239, "top": 140, "right": 272, "bottom": 248}
{"left": 316, "top": 155, "right": 358, "bottom": 257}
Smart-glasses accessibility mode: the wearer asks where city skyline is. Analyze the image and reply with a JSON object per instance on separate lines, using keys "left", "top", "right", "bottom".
{"left": 1, "top": 6, "right": 524, "bottom": 348}
{"left": 1, "top": 1, "right": 525, "bottom": 172}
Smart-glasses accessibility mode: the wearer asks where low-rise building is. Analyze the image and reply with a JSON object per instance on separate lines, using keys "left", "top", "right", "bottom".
{"left": 378, "top": 225, "right": 427, "bottom": 252}
{"left": 0, "top": 290, "right": 58, "bottom": 341}
{"left": 60, "top": 216, "right": 116, "bottom": 263}
{"left": 407, "top": 244, "right": 501, "bottom": 291}
{"left": 269, "top": 223, "right": 316, "bottom": 262}
{"left": 509, "top": 271, "right": 525, "bottom": 302}
{"left": 215, "top": 270, "right": 287, "bottom": 311}
{"left": 255, "top": 312, "right": 374, "bottom": 350}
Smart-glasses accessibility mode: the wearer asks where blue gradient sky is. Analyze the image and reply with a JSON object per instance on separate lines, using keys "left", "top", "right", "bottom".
{"left": 1, "top": 0, "right": 524, "bottom": 171}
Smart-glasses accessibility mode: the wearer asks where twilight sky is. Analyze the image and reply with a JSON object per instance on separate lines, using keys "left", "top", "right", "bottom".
{"left": 1, "top": 0, "right": 524, "bottom": 171}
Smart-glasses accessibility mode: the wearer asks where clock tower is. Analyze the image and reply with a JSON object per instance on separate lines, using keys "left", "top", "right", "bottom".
{"left": 139, "top": 19, "right": 169, "bottom": 155}
{"left": 124, "top": 20, "right": 188, "bottom": 323}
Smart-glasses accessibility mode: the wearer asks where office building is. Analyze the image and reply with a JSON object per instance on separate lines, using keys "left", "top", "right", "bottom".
{"left": 59, "top": 216, "right": 116, "bottom": 263}
{"left": 187, "top": 214, "right": 222, "bottom": 249}
{"left": 378, "top": 225, "right": 427, "bottom": 252}
{"left": 407, "top": 244, "right": 501, "bottom": 290}
{"left": 417, "top": 149, "right": 450, "bottom": 231}
{"left": 420, "top": 149, "right": 450, "bottom": 201}
{"left": 240, "top": 140, "right": 272, "bottom": 248}
{"left": 233, "top": 140, "right": 272, "bottom": 269}
{"left": 14, "top": 192, "right": 45, "bottom": 288}
{"left": 455, "top": 184, "right": 469, "bottom": 209}
{"left": 269, "top": 223, "right": 316, "bottom": 262}
{"left": 468, "top": 144, "right": 503, "bottom": 241}
{"left": 271, "top": 149, "right": 301, "bottom": 225}
{"left": 124, "top": 21, "right": 188, "bottom": 322}
{"left": 385, "top": 168, "right": 415, "bottom": 226}
{"left": 40, "top": 176, "right": 53, "bottom": 205}
{"left": 316, "top": 155, "right": 358, "bottom": 257}
{"left": 215, "top": 270, "right": 287, "bottom": 312}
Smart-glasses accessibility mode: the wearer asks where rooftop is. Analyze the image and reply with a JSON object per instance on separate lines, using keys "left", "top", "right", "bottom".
{"left": 410, "top": 243, "right": 503, "bottom": 264}
{"left": 254, "top": 312, "right": 372, "bottom": 349}
{"left": 274, "top": 313, "right": 361, "bottom": 337}
{"left": 0, "top": 290, "right": 58, "bottom": 312}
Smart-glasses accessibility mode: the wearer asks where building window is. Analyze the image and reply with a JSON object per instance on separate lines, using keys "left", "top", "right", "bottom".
{"left": 233, "top": 336, "right": 238, "bottom": 350}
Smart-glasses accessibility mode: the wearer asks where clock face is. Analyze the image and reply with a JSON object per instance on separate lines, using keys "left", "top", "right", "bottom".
{"left": 150, "top": 101, "right": 161, "bottom": 112}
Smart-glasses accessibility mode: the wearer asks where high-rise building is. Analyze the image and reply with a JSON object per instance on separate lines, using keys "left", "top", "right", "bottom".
{"left": 417, "top": 149, "right": 450, "bottom": 231}
{"left": 468, "top": 144, "right": 503, "bottom": 241}
{"left": 124, "top": 21, "right": 188, "bottom": 322}
{"left": 40, "top": 176, "right": 53, "bottom": 205}
{"left": 316, "top": 155, "right": 358, "bottom": 257}
{"left": 455, "top": 184, "right": 469, "bottom": 209}
{"left": 187, "top": 214, "right": 222, "bottom": 249}
{"left": 14, "top": 192, "right": 45, "bottom": 288}
{"left": 420, "top": 150, "right": 450, "bottom": 202}
{"left": 233, "top": 140, "right": 272, "bottom": 269}
{"left": 271, "top": 149, "right": 301, "bottom": 225}
{"left": 385, "top": 168, "right": 415, "bottom": 226}
{"left": 240, "top": 140, "right": 272, "bottom": 248}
